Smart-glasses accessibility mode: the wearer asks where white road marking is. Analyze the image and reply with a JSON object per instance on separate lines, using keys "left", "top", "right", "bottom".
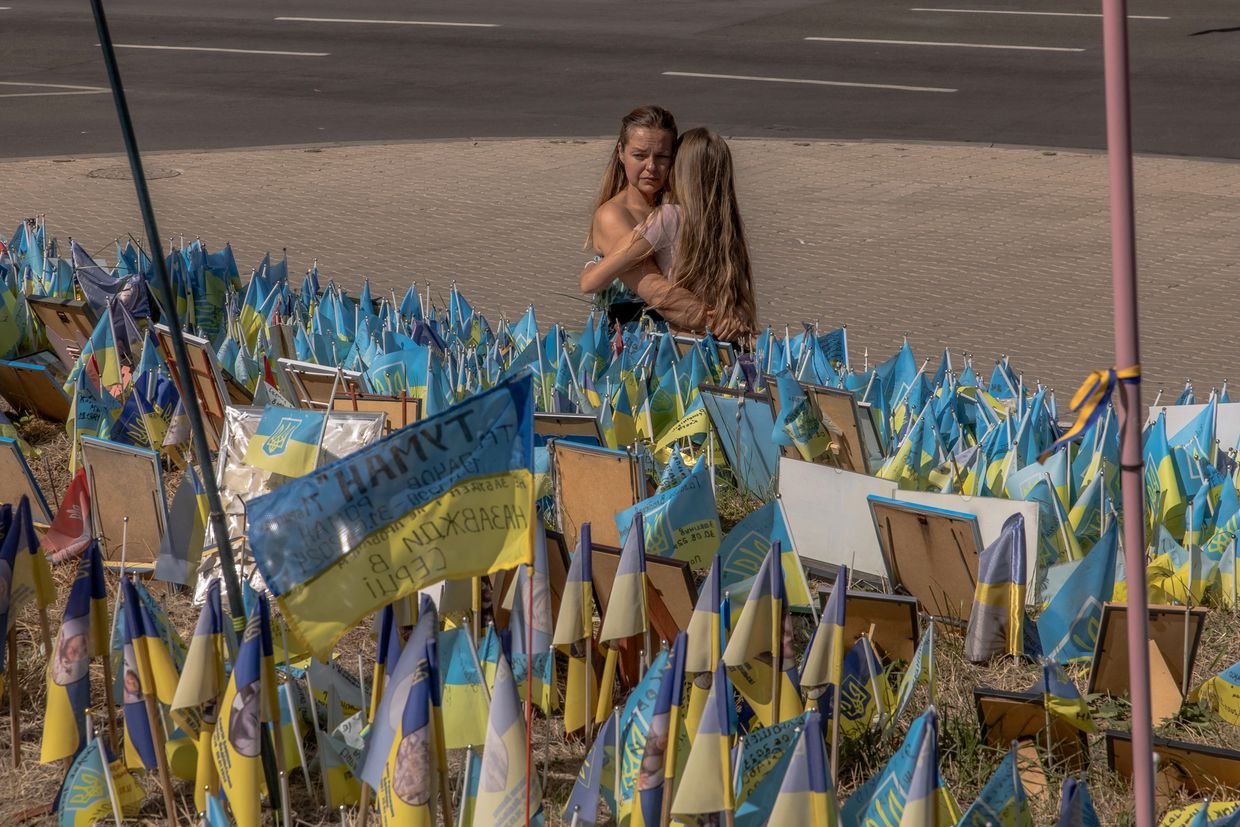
{"left": 0, "top": 80, "right": 110, "bottom": 98}
{"left": 912, "top": 7, "right": 1169, "bottom": 20}
{"left": 805, "top": 36, "right": 1085, "bottom": 52}
{"left": 110, "top": 44, "right": 329, "bottom": 56}
{"left": 663, "top": 71, "right": 957, "bottom": 93}
{"left": 274, "top": 16, "right": 499, "bottom": 28}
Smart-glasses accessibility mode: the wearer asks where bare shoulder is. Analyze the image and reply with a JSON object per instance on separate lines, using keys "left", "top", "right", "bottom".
{"left": 592, "top": 198, "right": 642, "bottom": 254}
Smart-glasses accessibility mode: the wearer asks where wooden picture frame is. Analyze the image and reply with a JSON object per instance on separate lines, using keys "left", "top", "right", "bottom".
{"left": 278, "top": 358, "right": 364, "bottom": 410}
{"left": 155, "top": 323, "right": 233, "bottom": 448}
{"left": 1106, "top": 730, "right": 1240, "bottom": 797}
{"left": 1088, "top": 602, "right": 1207, "bottom": 724}
{"left": 0, "top": 437, "right": 53, "bottom": 524}
{"left": 0, "top": 355, "right": 71, "bottom": 421}
{"left": 590, "top": 542, "right": 697, "bottom": 645}
{"left": 331, "top": 392, "right": 422, "bottom": 435}
{"left": 534, "top": 412, "right": 603, "bottom": 447}
{"left": 806, "top": 384, "right": 871, "bottom": 474}
{"left": 867, "top": 495, "right": 982, "bottom": 620}
{"left": 549, "top": 440, "right": 644, "bottom": 550}
{"left": 80, "top": 435, "right": 170, "bottom": 567}
{"left": 26, "top": 296, "right": 97, "bottom": 371}
{"left": 856, "top": 401, "right": 885, "bottom": 469}
{"left": 811, "top": 588, "right": 920, "bottom": 664}
{"left": 975, "top": 687, "right": 1088, "bottom": 773}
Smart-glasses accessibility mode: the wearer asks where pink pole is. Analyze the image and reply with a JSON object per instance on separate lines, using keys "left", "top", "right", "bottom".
{"left": 1100, "top": 0, "right": 1155, "bottom": 823}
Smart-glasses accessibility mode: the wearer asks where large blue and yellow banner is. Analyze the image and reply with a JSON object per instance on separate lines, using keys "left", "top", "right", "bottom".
{"left": 249, "top": 375, "right": 535, "bottom": 656}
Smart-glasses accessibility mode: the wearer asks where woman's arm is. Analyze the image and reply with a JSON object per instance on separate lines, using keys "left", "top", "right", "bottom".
{"left": 580, "top": 227, "right": 656, "bottom": 294}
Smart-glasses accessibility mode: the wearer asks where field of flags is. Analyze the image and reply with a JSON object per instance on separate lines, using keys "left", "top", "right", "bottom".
{"left": 6, "top": 216, "right": 1240, "bottom": 827}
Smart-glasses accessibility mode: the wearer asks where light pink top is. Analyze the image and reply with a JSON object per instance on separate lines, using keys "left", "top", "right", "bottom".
{"left": 638, "top": 204, "right": 681, "bottom": 278}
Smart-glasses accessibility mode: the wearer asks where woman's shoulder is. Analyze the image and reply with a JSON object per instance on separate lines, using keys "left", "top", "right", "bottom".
{"left": 592, "top": 198, "right": 644, "bottom": 253}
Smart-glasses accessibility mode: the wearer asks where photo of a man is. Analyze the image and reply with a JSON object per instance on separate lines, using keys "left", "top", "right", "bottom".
{"left": 228, "top": 682, "right": 262, "bottom": 758}
{"left": 51, "top": 615, "right": 90, "bottom": 686}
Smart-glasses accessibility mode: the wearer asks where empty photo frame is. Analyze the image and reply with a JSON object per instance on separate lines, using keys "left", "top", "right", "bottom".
{"left": 331, "top": 392, "right": 422, "bottom": 435}
{"left": 700, "top": 384, "right": 779, "bottom": 498}
{"left": 0, "top": 355, "right": 71, "bottom": 422}
{"left": 868, "top": 495, "right": 982, "bottom": 620}
{"left": 278, "top": 358, "right": 363, "bottom": 410}
{"left": 26, "top": 296, "right": 97, "bottom": 371}
{"left": 590, "top": 543, "right": 697, "bottom": 642}
{"left": 1088, "top": 602, "right": 1207, "bottom": 724}
{"left": 550, "top": 440, "right": 644, "bottom": 550}
{"left": 1106, "top": 730, "right": 1240, "bottom": 797}
{"left": 534, "top": 413, "right": 603, "bottom": 447}
{"left": 156, "top": 323, "right": 233, "bottom": 447}
{"left": 975, "top": 687, "right": 1088, "bottom": 773}
{"left": 80, "top": 436, "right": 170, "bottom": 566}
{"left": 672, "top": 334, "right": 735, "bottom": 369}
{"left": 0, "top": 437, "right": 53, "bottom": 524}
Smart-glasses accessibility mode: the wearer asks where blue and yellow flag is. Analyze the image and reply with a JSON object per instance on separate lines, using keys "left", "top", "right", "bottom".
{"left": 765, "top": 709, "right": 840, "bottom": 827}
{"left": 634, "top": 632, "right": 686, "bottom": 827}
{"left": 734, "top": 713, "right": 804, "bottom": 826}
{"left": 477, "top": 644, "right": 543, "bottom": 826}
{"left": 1, "top": 496, "right": 55, "bottom": 642}
{"left": 171, "top": 578, "right": 226, "bottom": 813}
{"left": 599, "top": 512, "right": 649, "bottom": 644}
{"left": 837, "top": 636, "right": 890, "bottom": 739}
{"left": 964, "top": 513, "right": 1027, "bottom": 662}
{"left": 41, "top": 541, "right": 109, "bottom": 764}
{"left": 685, "top": 553, "right": 723, "bottom": 742}
{"left": 376, "top": 637, "right": 435, "bottom": 827}
{"left": 242, "top": 406, "right": 325, "bottom": 477}
{"left": 248, "top": 376, "right": 535, "bottom": 657}
{"left": 563, "top": 710, "right": 618, "bottom": 826}
{"left": 120, "top": 575, "right": 185, "bottom": 772}
{"left": 885, "top": 624, "right": 935, "bottom": 736}
{"left": 211, "top": 594, "right": 272, "bottom": 827}
{"left": 53, "top": 735, "right": 144, "bottom": 825}
{"left": 1054, "top": 777, "right": 1101, "bottom": 827}
{"left": 772, "top": 371, "right": 833, "bottom": 462}
{"left": 958, "top": 745, "right": 1033, "bottom": 826}
{"left": 370, "top": 605, "right": 402, "bottom": 723}
{"left": 671, "top": 660, "right": 736, "bottom": 816}
{"left": 615, "top": 460, "right": 720, "bottom": 569}
{"left": 1197, "top": 657, "right": 1240, "bottom": 725}
{"left": 801, "top": 564, "right": 847, "bottom": 701}
{"left": 1034, "top": 662, "right": 1095, "bottom": 734}
{"left": 1038, "top": 523, "right": 1117, "bottom": 663}
{"left": 553, "top": 523, "right": 595, "bottom": 735}
{"left": 848, "top": 708, "right": 960, "bottom": 827}
{"left": 436, "top": 626, "right": 489, "bottom": 749}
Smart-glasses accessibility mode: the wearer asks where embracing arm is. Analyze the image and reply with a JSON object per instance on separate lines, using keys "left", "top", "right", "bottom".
{"left": 580, "top": 230, "right": 656, "bottom": 294}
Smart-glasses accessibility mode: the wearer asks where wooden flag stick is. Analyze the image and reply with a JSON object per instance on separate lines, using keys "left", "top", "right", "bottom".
{"left": 280, "top": 621, "right": 317, "bottom": 804}
{"left": 7, "top": 627, "right": 20, "bottom": 768}
{"left": 99, "top": 647, "right": 121, "bottom": 754}
{"left": 430, "top": 703, "right": 454, "bottom": 827}
{"left": 268, "top": 684, "right": 289, "bottom": 826}
{"left": 524, "top": 565, "right": 535, "bottom": 827}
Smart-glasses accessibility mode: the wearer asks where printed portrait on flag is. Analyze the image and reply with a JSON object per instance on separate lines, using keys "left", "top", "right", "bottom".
{"left": 51, "top": 615, "right": 90, "bottom": 686}
{"left": 122, "top": 665, "right": 141, "bottom": 704}
{"left": 228, "top": 682, "right": 262, "bottom": 758}
{"left": 392, "top": 728, "right": 432, "bottom": 806}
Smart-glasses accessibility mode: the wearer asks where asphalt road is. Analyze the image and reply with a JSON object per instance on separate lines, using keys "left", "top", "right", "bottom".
{"left": 3, "top": 0, "right": 1238, "bottom": 158}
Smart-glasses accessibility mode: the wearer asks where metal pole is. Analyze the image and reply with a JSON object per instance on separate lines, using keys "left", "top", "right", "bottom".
{"left": 1100, "top": 0, "right": 1154, "bottom": 818}
{"left": 87, "top": 1, "right": 280, "bottom": 814}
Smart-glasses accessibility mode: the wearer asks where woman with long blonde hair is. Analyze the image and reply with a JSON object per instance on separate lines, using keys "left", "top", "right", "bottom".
{"left": 580, "top": 128, "right": 757, "bottom": 342}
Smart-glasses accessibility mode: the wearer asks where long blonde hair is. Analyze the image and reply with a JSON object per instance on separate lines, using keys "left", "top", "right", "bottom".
{"left": 666, "top": 128, "right": 757, "bottom": 330}
{"left": 584, "top": 105, "right": 678, "bottom": 250}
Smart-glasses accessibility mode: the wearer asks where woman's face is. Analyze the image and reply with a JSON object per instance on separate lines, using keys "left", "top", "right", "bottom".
{"left": 619, "top": 127, "right": 673, "bottom": 202}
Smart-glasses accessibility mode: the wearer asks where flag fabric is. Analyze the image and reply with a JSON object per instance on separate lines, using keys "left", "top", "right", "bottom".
{"left": 1, "top": 496, "right": 55, "bottom": 639}
{"left": 734, "top": 714, "right": 804, "bottom": 826}
{"left": 436, "top": 626, "right": 489, "bottom": 749}
{"left": 1198, "top": 657, "right": 1240, "bottom": 724}
{"left": 684, "top": 553, "right": 723, "bottom": 741}
{"left": 476, "top": 644, "right": 543, "bottom": 826}
{"left": 563, "top": 710, "right": 618, "bottom": 826}
{"left": 885, "top": 623, "right": 936, "bottom": 735}
{"left": 361, "top": 595, "right": 438, "bottom": 788}
{"left": 172, "top": 578, "right": 227, "bottom": 813}
{"left": 633, "top": 633, "right": 686, "bottom": 827}
{"left": 599, "top": 512, "right": 649, "bottom": 644}
{"left": 772, "top": 371, "right": 833, "bottom": 462}
{"left": 155, "top": 463, "right": 209, "bottom": 585}
{"left": 1037, "top": 522, "right": 1118, "bottom": 663}
{"left": 376, "top": 637, "right": 435, "bottom": 827}
{"left": 248, "top": 375, "right": 535, "bottom": 656}
{"left": 1034, "top": 662, "right": 1096, "bottom": 734}
{"left": 554, "top": 524, "right": 596, "bottom": 734}
{"left": 845, "top": 709, "right": 960, "bottom": 827}
{"left": 801, "top": 565, "right": 847, "bottom": 701}
{"left": 836, "top": 636, "right": 890, "bottom": 738}
{"left": 671, "top": 660, "right": 735, "bottom": 816}
{"left": 615, "top": 460, "right": 720, "bottom": 569}
{"left": 765, "top": 709, "right": 840, "bottom": 827}
{"left": 957, "top": 746, "right": 1033, "bottom": 826}
{"left": 964, "top": 512, "right": 1027, "bottom": 662}
{"left": 898, "top": 705, "right": 946, "bottom": 827}
{"left": 53, "top": 736, "right": 144, "bottom": 825}
{"left": 43, "top": 467, "right": 93, "bottom": 563}
{"left": 211, "top": 594, "right": 272, "bottom": 827}
{"left": 242, "top": 406, "right": 326, "bottom": 477}
{"left": 41, "top": 541, "right": 109, "bottom": 764}
{"left": 119, "top": 574, "right": 183, "bottom": 772}
{"left": 1054, "top": 777, "right": 1101, "bottom": 827}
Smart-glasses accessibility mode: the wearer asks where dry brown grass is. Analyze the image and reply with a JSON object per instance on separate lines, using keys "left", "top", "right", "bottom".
{"left": 6, "top": 417, "right": 1240, "bottom": 826}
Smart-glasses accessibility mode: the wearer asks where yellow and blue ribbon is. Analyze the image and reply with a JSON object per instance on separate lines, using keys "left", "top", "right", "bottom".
{"left": 1046, "top": 364, "right": 1140, "bottom": 457}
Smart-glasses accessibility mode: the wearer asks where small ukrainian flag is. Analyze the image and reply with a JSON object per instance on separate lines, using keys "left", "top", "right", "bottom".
{"left": 243, "top": 406, "right": 326, "bottom": 477}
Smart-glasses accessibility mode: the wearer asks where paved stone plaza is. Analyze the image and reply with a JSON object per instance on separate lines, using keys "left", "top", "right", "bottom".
{"left": 3, "top": 137, "right": 1237, "bottom": 396}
